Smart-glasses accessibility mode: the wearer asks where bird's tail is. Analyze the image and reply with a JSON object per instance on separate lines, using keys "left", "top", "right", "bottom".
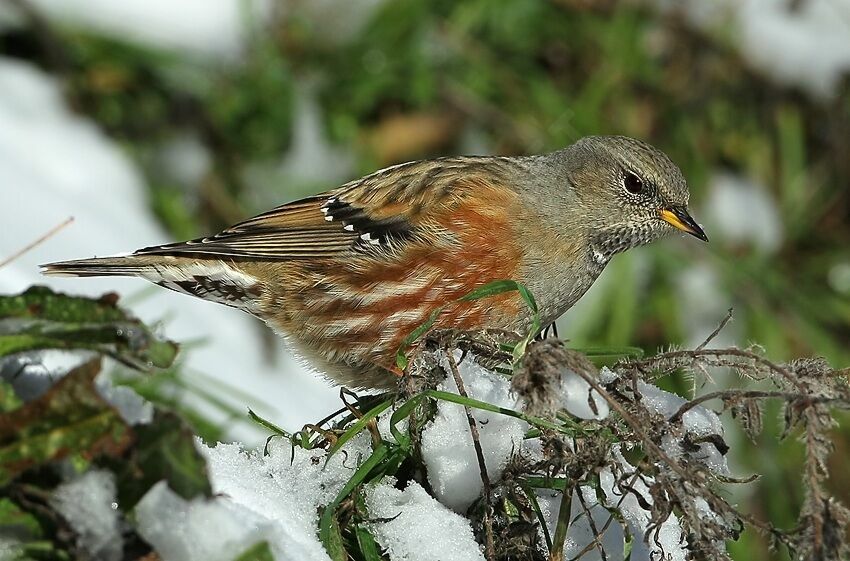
{"left": 40, "top": 255, "right": 154, "bottom": 278}
{"left": 41, "top": 254, "right": 263, "bottom": 312}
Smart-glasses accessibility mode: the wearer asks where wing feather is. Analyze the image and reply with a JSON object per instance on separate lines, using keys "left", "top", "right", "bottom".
{"left": 133, "top": 157, "right": 514, "bottom": 260}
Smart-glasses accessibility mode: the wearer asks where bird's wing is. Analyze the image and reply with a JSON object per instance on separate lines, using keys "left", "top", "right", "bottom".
{"left": 134, "top": 157, "right": 511, "bottom": 260}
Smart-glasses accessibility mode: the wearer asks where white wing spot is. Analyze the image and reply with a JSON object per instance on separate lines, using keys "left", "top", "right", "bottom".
{"left": 343, "top": 224, "right": 355, "bottom": 231}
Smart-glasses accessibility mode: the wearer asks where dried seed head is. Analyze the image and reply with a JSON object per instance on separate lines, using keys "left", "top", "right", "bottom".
{"left": 512, "top": 339, "right": 598, "bottom": 417}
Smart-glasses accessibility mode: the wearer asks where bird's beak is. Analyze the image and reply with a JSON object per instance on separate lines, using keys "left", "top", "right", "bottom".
{"left": 659, "top": 206, "right": 708, "bottom": 242}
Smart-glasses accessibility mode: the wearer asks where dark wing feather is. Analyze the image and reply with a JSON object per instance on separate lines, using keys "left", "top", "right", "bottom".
{"left": 132, "top": 157, "right": 506, "bottom": 260}
{"left": 134, "top": 195, "right": 356, "bottom": 259}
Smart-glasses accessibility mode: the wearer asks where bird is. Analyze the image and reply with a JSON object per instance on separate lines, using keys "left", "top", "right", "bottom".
{"left": 41, "top": 136, "right": 707, "bottom": 389}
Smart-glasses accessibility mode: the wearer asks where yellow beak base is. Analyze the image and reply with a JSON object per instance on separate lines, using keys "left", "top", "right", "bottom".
{"left": 659, "top": 208, "right": 708, "bottom": 242}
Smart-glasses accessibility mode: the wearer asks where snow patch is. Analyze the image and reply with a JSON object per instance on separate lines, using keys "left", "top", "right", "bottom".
{"left": 703, "top": 173, "right": 783, "bottom": 254}
{"left": 638, "top": 381, "right": 729, "bottom": 475}
{"left": 2, "top": 0, "right": 271, "bottom": 59}
{"left": 123, "top": 357, "right": 733, "bottom": 561}
{"left": 137, "top": 434, "right": 375, "bottom": 561}
{"left": 366, "top": 480, "right": 486, "bottom": 561}
{"left": 421, "top": 353, "right": 528, "bottom": 512}
{"left": 96, "top": 378, "right": 154, "bottom": 425}
{"left": 599, "top": 449, "right": 688, "bottom": 561}
{"left": 537, "top": 487, "right": 626, "bottom": 561}
{"left": 50, "top": 470, "right": 122, "bottom": 561}
{"left": 135, "top": 481, "right": 269, "bottom": 561}
{"left": 657, "top": 0, "right": 850, "bottom": 99}
{"left": 559, "top": 368, "right": 609, "bottom": 420}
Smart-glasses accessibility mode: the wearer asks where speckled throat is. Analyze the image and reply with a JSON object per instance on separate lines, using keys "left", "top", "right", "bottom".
{"left": 590, "top": 223, "right": 657, "bottom": 263}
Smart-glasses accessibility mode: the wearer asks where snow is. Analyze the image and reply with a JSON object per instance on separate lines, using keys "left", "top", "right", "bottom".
{"left": 584, "top": 372, "right": 731, "bottom": 476}
{"left": 49, "top": 470, "right": 122, "bottom": 561}
{"left": 201, "top": 437, "right": 372, "bottom": 561}
{"left": 559, "top": 368, "right": 609, "bottom": 420}
{"left": 658, "top": 0, "right": 850, "bottom": 99}
{"left": 638, "top": 381, "right": 729, "bottom": 475}
{"left": 420, "top": 353, "right": 528, "bottom": 512}
{"left": 136, "top": 427, "right": 489, "bottom": 561}
{"left": 366, "top": 479, "right": 486, "bottom": 561}
{"left": 734, "top": 0, "right": 850, "bottom": 99}
{"left": 536, "top": 452, "right": 688, "bottom": 561}
{"left": 0, "top": 0, "right": 388, "bottom": 60}
{"left": 96, "top": 377, "right": 154, "bottom": 425}
{"left": 0, "top": 349, "right": 92, "bottom": 402}
{"left": 599, "top": 450, "right": 687, "bottom": 561}
{"left": 537, "top": 487, "right": 626, "bottom": 561}
{"left": 0, "top": 56, "right": 340, "bottom": 443}
{"left": 136, "top": 428, "right": 491, "bottom": 561}
{"left": 138, "top": 434, "right": 374, "bottom": 561}
{"left": 113, "top": 353, "right": 737, "bottom": 561}
{"left": 135, "top": 481, "right": 272, "bottom": 561}
{"left": 0, "top": 0, "right": 271, "bottom": 60}
{"left": 703, "top": 174, "right": 783, "bottom": 255}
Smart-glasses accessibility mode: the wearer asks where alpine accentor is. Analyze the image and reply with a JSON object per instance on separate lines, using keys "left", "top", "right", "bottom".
{"left": 42, "top": 136, "right": 707, "bottom": 389}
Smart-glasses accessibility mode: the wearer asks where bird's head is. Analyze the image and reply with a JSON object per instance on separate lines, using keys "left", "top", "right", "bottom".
{"left": 559, "top": 135, "right": 707, "bottom": 259}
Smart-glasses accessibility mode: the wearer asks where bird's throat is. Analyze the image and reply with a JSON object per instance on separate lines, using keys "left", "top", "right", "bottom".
{"left": 590, "top": 224, "right": 650, "bottom": 262}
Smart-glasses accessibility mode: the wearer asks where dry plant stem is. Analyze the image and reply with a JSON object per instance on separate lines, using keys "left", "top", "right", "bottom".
{"left": 630, "top": 347, "right": 805, "bottom": 394}
{"left": 0, "top": 216, "right": 74, "bottom": 268}
{"left": 669, "top": 390, "right": 849, "bottom": 424}
{"left": 568, "top": 471, "right": 643, "bottom": 561}
{"left": 302, "top": 423, "right": 338, "bottom": 448}
{"left": 609, "top": 348, "right": 832, "bottom": 541}
{"left": 695, "top": 308, "right": 733, "bottom": 351}
{"left": 559, "top": 356, "right": 789, "bottom": 534}
{"left": 445, "top": 349, "right": 496, "bottom": 561}
{"left": 575, "top": 489, "right": 609, "bottom": 561}
{"left": 568, "top": 367, "right": 699, "bottom": 485}
{"left": 339, "top": 388, "right": 366, "bottom": 420}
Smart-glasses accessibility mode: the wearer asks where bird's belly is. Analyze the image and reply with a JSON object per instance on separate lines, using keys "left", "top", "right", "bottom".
{"left": 259, "top": 243, "right": 527, "bottom": 384}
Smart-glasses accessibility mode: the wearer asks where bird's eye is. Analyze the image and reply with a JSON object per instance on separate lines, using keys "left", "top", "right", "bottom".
{"left": 623, "top": 171, "right": 644, "bottom": 195}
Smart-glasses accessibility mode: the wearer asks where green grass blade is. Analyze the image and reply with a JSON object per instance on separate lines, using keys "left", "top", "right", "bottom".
{"left": 319, "top": 444, "right": 389, "bottom": 552}
{"left": 423, "top": 390, "right": 583, "bottom": 435}
{"left": 326, "top": 399, "right": 393, "bottom": 460}
{"left": 355, "top": 524, "right": 384, "bottom": 561}
{"left": 247, "top": 408, "right": 291, "bottom": 438}
{"left": 520, "top": 482, "right": 553, "bottom": 552}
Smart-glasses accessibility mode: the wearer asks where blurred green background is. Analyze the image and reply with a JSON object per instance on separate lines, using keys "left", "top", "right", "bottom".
{"left": 2, "top": 1, "right": 848, "bottom": 558}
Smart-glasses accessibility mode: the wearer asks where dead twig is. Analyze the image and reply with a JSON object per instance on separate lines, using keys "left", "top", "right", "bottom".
{"left": 669, "top": 389, "right": 849, "bottom": 425}
{"left": 695, "top": 308, "right": 734, "bottom": 351}
{"left": 0, "top": 216, "right": 74, "bottom": 269}
{"left": 445, "top": 349, "right": 496, "bottom": 561}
